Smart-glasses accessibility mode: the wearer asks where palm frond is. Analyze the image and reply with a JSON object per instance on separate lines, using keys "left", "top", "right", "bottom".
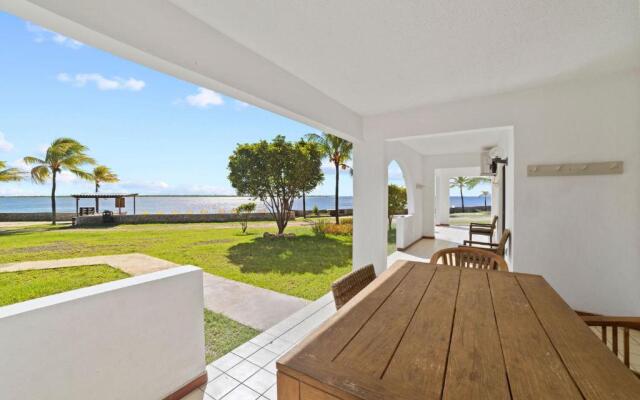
{"left": 30, "top": 165, "right": 50, "bottom": 184}
{"left": 23, "top": 156, "right": 45, "bottom": 165}
{"left": 0, "top": 161, "right": 25, "bottom": 182}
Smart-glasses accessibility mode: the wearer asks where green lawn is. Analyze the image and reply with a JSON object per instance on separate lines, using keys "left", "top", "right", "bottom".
{"left": 204, "top": 309, "right": 259, "bottom": 363}
{"left": 0, "top": 222, "right": 352, "bottom": 300}
{"left": 449, "top": 211, "right": 492, "bottom": 226}
{"left": 0, "top": 264, "right": 129, "bottom": 306}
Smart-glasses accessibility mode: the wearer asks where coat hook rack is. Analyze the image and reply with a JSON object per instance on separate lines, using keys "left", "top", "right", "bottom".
{"left": 527, "top": 161, "right": 623, "bottom": 177}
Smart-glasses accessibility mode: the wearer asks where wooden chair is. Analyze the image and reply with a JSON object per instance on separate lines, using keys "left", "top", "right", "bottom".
{"left": 468, "top": 215, "right": 498, "bottom": 245}
{"left": 431, "top": 247, "right": 508, "bottom": 271}
{"left": 463, "top": 228, "right": 511, "bottom": 257}
{"left": 580, "top": 315, "right": 640, "bottom": 378}
{"left": 331, "top": 264, "right": 376, "bottom": 310}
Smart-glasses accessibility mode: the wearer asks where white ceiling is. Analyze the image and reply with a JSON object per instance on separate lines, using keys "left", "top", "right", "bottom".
{"left": 397, "top": 127, "right": 510, "bottom": 156}
{"left": 171, "top": 0, "right": 640, "bottom": 116}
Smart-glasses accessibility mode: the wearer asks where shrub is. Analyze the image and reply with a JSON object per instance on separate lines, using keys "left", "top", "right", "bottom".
{"left": 312, "top": 218, "right": 352, "bottom": 236}
{"left": 235, "top": 202, "right": 256, "bottom": 234}
{"left": 312, "top": 205, "right": 320, "bottom": 216}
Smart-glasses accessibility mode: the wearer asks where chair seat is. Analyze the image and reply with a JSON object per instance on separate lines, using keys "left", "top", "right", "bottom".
{"left": 470, "top": 227, "right": 492, "bottom": 233}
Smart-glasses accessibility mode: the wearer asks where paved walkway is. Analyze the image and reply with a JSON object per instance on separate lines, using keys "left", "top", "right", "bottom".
{"left": 0, "top": 253, "right": 309, "bottom": 330}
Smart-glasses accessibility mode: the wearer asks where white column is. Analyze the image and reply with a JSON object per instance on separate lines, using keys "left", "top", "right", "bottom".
{"left": 353, "top": 135, "right": 387, "bottom": 275}
{"left": 435, "top": 170, "right": 450, "bottom": 226}
{"left": 422, "top": 165, "right": 435, "bottom": 237}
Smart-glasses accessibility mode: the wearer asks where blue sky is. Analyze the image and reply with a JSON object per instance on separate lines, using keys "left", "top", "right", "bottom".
{"left": 0, "top": 12, "right": 478, "bottom": 197}
{"left": 0, "top": 12, "right": 360, "bottom": 196}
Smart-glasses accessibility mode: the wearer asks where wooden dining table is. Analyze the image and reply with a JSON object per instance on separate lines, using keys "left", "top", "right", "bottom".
{"left": 276, "top": 260, "right": 640, "bottom": 399}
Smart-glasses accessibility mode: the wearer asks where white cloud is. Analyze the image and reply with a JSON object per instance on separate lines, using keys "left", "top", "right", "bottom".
{"left": 9, "top": 158, "right": 28, "bottom": 170}
{"left": 234, "top": 100, "right": 251, "bottom": 110}
{"left": 57, "top": 73, "right": 145, "bottom": 91}
{"left": 26, "top": 22, "right": 83, "bottom": 49}
{"left": 185, "top": 88, "right": 224, "bottom": 108}
{"left": 0, "top": 132, "right": 14, "bottom": 152}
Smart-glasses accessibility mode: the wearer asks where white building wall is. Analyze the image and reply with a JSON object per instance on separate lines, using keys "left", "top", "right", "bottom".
{"left": 0, "top": 267, "right": 205, "bottom": 400}
{"left": 364, "top": 69, "right": 640, "bottom": 314}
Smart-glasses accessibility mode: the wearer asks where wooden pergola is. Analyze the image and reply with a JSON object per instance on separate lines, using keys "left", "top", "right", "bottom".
{"left": 71, "top": 193, "right": 139, "bottom": 215}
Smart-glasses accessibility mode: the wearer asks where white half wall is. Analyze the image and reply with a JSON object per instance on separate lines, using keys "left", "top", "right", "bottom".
{"left": 365, "top": 69, "right": 640, "bottom": 314}
{"left": 0, "top": 266, "right": 205, "bottom": 400}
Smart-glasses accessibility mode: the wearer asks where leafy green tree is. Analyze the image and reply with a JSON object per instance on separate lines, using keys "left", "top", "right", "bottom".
{"left": 235, "top": 202, "right": 256, "bottom": 234}
{"left": 449, "top": 176, "right": 490, "bottom": 212}
{"left": 24, "top": 138, "right": 95, "bottom": 224}
{"left": 480, "top": 190, "right": 490, "bottom": 208}
{"left": 0, "top": 161, "right": 24, "bottom": 182}
{"left": 228, "top": 135, "right": 323, "bottom": 234}
{"left": 90, "top": 165, "right": 119, "bottom": 210}
{"left": 299, "top": 140, "right": 325, "bottom": 218}
{"left": 305, "top": 133, "right": 352, "bottom": 224}
{"left": 388, "top": 184, "right": 407, "bottom": 228}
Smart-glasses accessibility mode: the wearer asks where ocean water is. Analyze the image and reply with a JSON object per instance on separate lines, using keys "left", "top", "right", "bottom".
{"left": 0, "top": 196, "right": 354, "bottom": 214}
{"left": 0, "top": 195, "right": 488, "bottom": 213}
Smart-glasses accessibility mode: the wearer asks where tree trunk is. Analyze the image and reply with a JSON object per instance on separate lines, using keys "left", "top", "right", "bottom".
{"left": 95, "top": 182, "right": 99, "bottom": 212}
{"left": 51, "top": 170, "right": 57, "bottom": 225}
{"left": 335, "top": 162, "right": 340, "bottom": 224}
{"left": 484, "top": 196, "right": 487, "bottom": 208}
{"left": 459, "top": 185, "right": 465, "bottom": 213}
{"left": 302, "top": 192, "right": 306, "bottom": 218}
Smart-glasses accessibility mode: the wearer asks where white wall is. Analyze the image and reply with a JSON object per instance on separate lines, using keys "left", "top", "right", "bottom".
{"left": 365, "top": 69, "right": 640, "bottom": 314}
{"left": 0, "top": 266, "right": 205, "bottom": 400}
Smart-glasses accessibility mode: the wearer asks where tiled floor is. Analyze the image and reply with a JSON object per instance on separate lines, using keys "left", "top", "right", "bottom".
{"left": 187, "top": 293, "right": 337, "bottom": 400}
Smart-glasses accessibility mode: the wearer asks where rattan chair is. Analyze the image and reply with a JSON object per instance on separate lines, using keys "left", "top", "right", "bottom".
{"left": 331, "top": 264, "right": 376, "bottom": 310}
{"left": 463, "top": 229, "right": 511, "bottom": 257}
{"left": 468, "top": 215, "right": 498, "bottom": 245}
{"left": 580, "top": 315, "right": 640, "bottom": 378}
{"left": 431, "top": 247, "right": 508, "bottom": 271}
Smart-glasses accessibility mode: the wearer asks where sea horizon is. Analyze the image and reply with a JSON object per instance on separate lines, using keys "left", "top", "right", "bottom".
{"left": 0, "top": 194, "right": 490, "bottom": 213}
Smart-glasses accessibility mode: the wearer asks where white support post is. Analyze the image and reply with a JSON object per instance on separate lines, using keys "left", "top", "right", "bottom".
{"left": 352, "top": 135, "right": 388, "bottom": 275}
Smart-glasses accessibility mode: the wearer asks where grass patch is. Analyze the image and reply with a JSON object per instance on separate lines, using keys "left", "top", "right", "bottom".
{"left": 449, "top": 211, "right": 492, "bottom": 226}
{"left": 203, "top": 309, "right": 260, "bottom": 363}
{"left": 0, "top": 264, "right": 129, "bottom": 307}
{"left": 0, "top": 222, "right": 352, "bottom": 300}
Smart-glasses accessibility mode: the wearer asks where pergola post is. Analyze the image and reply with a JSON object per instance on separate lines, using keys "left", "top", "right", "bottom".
{"left": 133, "top": 196, "right": 136, "bottom": 215}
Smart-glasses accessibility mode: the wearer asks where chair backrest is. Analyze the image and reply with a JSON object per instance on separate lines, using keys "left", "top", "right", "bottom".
{"left": 331, "top": 264, "right": 376, "bottom": 310}
{"left": 581, "top": 316, "right": 640, "bottom": 378}
{"left": 495, "top": 229, "right": 511, "bottom": 257}
{"left": 431, "top": 247, "right": 508, "bottom": 271}
{"left": 490, "top": 215, "right": 499, "bottom": 229}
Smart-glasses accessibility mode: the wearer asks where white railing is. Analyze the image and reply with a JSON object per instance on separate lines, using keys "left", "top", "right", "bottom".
{"left": 0, "top": 266, "right": 205, "bottom": 400}
{"left": 395, "top": 214, "right": 421, "bottom": 250}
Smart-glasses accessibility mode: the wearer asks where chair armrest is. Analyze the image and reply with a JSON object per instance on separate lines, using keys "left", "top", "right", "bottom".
{"left": 458, "top": 245, "right": 497, "bottom": 253}
{"left": 581, "top": 316, "right": 640, "bottom": 330}
{"left": 469, "top": 222, "right": 492, "bottom": 227}
{"left": 462, "top": 240, "right": 498, "bottom": 248}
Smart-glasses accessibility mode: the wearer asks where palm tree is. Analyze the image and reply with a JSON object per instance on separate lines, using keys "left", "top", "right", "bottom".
{"left": 24, "top": 138, "right": 95, "bottom": 224}
{"left": 0, "top": 161, "right": 24, "bottom": 182}
{"left": 90, "top": 165, "right": 119, "bottom": 211}
{"left": 480, "top": 190, "right": 490, "bottom": 209}
{"left": 305, "top": 133, "right": 352, "bottom": 224}
{"left": 449, "top": 176, "right": 490, "bottom": 212}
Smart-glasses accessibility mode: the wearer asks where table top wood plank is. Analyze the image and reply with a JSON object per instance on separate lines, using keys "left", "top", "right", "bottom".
{"left": 278, "top": 262, "right": 640, "bottom": 400}
{"left": 443, "top": 269, "right": 511, "bottom": 400}
{"left": 488, "top": 271, "right": 583, "bottom": 399}
{"left": 334, "top": 263, "right": 437, "bottom": 377}
{"left": 517, "top": 274, "right": 640, "bottom": 400}
{"left": 294, "top": 261, "right": 416, "bottom": 362}
{"left": 382, "top": 266, "right": 460, "bottom": 399}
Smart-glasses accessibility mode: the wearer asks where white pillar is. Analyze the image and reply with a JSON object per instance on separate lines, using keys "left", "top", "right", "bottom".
{"left": 422, "top": 166, "right": 435, "bottom": 237}
{"left": 435, "top": 170, "right": 450, "bottom": 226}
{"left": 353, "top": 135, "right": 387, "bottom": 275}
